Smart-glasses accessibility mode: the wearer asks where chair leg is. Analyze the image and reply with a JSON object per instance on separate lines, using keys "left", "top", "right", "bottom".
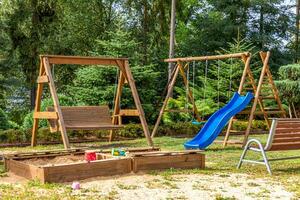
{"left": 237, "top": 139, "right": 272, "bottom": 175}
{"left": 237, "top": 140, "right": 250, "bottom": 169}
{"left": 260, "top": 148, "right": 272, "bottom": 175}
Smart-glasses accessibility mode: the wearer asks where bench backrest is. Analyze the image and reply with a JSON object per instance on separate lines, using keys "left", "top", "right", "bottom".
{"left": 47, "top": 106, "right": 112, "bottom": 131}
{"left": 266, "top": 119, "right": 300, "bottom": 151}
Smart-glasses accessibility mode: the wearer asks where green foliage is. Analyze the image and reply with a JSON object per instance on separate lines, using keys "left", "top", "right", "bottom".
{"left": 0, "top": 108, "right": 9, "bottom": 130}
{"left": 275, "top": 64, "right": 300, "bottom": 105}
{"left": 278, "top": 64, "right": 300, "bottom": 81}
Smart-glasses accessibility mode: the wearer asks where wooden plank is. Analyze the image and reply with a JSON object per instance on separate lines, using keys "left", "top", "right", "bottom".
{"left": 163, "top": 109, "right": 192, "bottom": 113}
{"left": 33, "top": 112, "right": 58, "bottom": 119}
{"left": 132, "top": 153, "right": 205, "bottom": 172}
{"left": 276, "top": 128, "right": 300, "bottom": 133}
{"left": 164, "top": 52, "right": 249, "bottom": 62}
{"left": 275, "top": 133, "right": 300, "bottom": 138}
{"left": 273, "top": 137, "right": 300, "bottom": 143}
{"left": 37, "top": 75, "right": 49, "bottom": 83}
{"left": 270, "top": 142, "right": 300, "bottom": 151}
{"left": 130, "top": 150, "right": 203, "bottom": 157}
{"left": 119, "top": 109, "right": 139, "bottom": 116}
{"left": 43, "top": 55, "right": 127, "bottom": 66}
{"left": 43, "top": 158, "right": 132, "bottom": 183}
{"left": 6, "top": 160, "right": 43, "bottom": 180}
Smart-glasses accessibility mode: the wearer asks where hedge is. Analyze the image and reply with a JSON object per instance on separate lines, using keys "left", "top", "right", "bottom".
{"left": 0, "top": 121, "right": 267, "bottom": 144}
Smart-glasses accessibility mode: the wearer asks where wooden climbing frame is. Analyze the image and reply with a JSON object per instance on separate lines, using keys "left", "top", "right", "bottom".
{"left": 151, "top": 52, "right": 253, "bottom": 138}
{"left": 223, "top": 51, "right": 286, "bottom": 147}
{"left": 32, "top": 55, "right": 154, "bottom": 149}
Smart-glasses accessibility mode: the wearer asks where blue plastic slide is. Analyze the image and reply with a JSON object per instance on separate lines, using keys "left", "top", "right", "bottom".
{"left": 184, "top": 92, "right": 254, "bottom": 149}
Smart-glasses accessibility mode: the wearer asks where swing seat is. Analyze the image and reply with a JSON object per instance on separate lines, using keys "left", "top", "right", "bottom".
{"left": 191, "top": 119, "right": 206, "bottom": 126}
{"left": 47, "top": 106, "right": 124, "bottom": 132}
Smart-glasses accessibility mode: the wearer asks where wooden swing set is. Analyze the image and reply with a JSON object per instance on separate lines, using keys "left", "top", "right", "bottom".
{"left": 31, "top": 55, "right": 154, "bottom": 149}
{"left": 151, "top": 51, "right": 286, "bottom": 146}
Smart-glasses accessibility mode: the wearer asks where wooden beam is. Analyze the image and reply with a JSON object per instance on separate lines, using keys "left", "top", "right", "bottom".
{"left": 151, "top": 64, "right": 181, "bottom": 138}
{"left": 223, "top": 54, "right": 252, "bottom": 147}
{"left": 32, "top": 59, "right": 45, "bottom": 147}
{"left": 119, "top": 109, "right": 139, "bottom": 116}
{"left": 242, "top": 52, "right": 271, "bottom": 146}
{"left": 37, "top": 75, "right": 49, "bottom": 83}
{"left": 164, "top": 52, "right": 250, "bottom": 62}
{"left": 33, "top": 112, "right": 58, "bottom": 119}
{"left": 43, "top": 58, "right": 70, "bottom": 149}
{"left": 43, "top": 55, "right": 127, "bottom": 66}
{"left": 109, "top": 66, "right": 126, "bottom": 142}
{"left": 123, "top": 60, "right": 154, "bottom": 147}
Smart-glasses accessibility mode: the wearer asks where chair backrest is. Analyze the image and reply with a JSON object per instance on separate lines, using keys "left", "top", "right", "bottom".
{"left": 47, "top": 106, "right": 113, "bottom": 131}
{"left": 266, "top": 119, "right": 300, "bottom": 151}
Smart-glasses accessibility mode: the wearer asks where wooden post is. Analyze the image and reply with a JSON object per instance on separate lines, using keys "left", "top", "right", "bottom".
{"left": 151, "top": 63, "right": 181, "bottom": 137}
{"left": 223, "top": 54, "right": 251, "bottom": 146}
{"left": 43, "top": 57, "right": 70, "bottom": 149}
{"left": 123, "top": 60, "right": 154, "bottom": 147}
{"left": 31, "top": 58, "right": 45, "bottom": 147}
{"left": 178, "top": 63, "right": 201, "bottom": 121}
{"left": 260, "top": 52, "right": 286, "bottom": 119}
{"left": 242, "top": 52, "right": 271, "bottom": 146}
{"left": 109, "top": 71, "right": 126, "bottom": 142}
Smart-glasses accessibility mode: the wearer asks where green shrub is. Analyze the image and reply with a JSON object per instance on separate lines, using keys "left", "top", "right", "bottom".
{"left": 0, "top": 129, "right": 26, "bottom": 143}
{"left": 0, "top": 108, "right": 9, "bottom": 130}
{"left": 8, "top": 121, "right": 20, "bottom": 129}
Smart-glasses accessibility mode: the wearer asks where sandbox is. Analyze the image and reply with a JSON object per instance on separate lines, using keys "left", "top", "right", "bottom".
{"left": 3, "top": 148, "right": 205, "bottom": 183}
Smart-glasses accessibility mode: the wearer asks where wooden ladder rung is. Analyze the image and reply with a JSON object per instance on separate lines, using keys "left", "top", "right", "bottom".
{"left": 33, "top": 112, "right": 58, "bottom": 119}
{"left": 258, "top": 96, "right": 275, "bottom": 99}
{"left": 37, "top": 75, "right": 49, "bottom": 83}
{"left": 238, "top": 110, "right": 284, "bottom": 115}
{"left": 164, "top": 109, "right": 192, "bottom": 113}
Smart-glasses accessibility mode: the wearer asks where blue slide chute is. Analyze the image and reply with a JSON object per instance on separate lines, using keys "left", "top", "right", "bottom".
{"left": 184, "top": 92, "right": 254, "bottom": 149}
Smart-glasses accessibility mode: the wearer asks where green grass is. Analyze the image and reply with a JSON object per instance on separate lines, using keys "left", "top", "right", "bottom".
{"left": 1, "top": 135, "right": 300, "bottom": 199}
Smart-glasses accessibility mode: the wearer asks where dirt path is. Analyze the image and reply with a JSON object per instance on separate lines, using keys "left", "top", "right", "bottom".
{"left": 0, "top": 172, "right": 294, "bottom": 199}
{"left": 74, "top": 173, "right": 293, "bottom": 200}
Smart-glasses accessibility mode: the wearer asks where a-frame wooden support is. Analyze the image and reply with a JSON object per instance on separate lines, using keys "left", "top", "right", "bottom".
{"left": 151, "top": 52, "right": 251, "bottom": 138}
{"left": 151, "top": 61, "right": 202, "bottom": 137}
{"left": 32, "top": 55, "right": 154, "bottom": 149}
{"left": 223, "top": 51, "right": 286, "bottom": 147}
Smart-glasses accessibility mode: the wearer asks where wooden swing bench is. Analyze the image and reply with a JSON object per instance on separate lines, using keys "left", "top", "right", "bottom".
{"left": 238, "top": 118, "right": 300, "bottom": 174}
{"left": 47, "top": 106, "right": 124, "bottom": 132}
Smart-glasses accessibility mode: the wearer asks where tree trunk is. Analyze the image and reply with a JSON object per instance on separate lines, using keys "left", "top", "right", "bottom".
{"left": 295, "top": 0, "right": 300, "bottom": 62}
{"left": 168, "top": 0, "right": 176, "bottom": 96}
{"left": 29, "top": 0, "right": 39, "bottom": 109}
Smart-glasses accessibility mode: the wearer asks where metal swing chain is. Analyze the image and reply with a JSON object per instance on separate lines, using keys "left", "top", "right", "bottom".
{"left": 192, "top": 61, "right": 196, "bottom": 115}
{"left": 217, "top": 60, "right": 220, "bottom": 109}
{"left": 229, "top": 58, "right": 233, "bottom": 99}
{"left": 204, "top": 60, "right": 208, "bottom": 104}
{"left": 112, "top": 68, "right": 120, "bottom": 111}
{"left": 185, "top": 63, "right": 190, "bottom": 110}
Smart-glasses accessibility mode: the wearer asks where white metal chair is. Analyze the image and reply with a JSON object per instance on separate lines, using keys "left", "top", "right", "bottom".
{"left": 237, "top": 118, "right": 300, "bottom": 175}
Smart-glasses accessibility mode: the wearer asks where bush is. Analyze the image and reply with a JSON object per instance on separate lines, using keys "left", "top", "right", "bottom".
{"left": 0, "top": 108, "right": 9, "bottom": 130}
{"left": 0, "top": 129, "right": 26, "bottom": 143}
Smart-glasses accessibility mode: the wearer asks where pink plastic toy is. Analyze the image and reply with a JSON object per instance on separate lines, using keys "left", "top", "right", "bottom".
{"left": 71, "top": 182, "right": 81, "bottom": 190}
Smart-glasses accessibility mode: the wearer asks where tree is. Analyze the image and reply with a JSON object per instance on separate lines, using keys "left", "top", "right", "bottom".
{"left": 276, "top": 64, "right": 300, "bottom": 118}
